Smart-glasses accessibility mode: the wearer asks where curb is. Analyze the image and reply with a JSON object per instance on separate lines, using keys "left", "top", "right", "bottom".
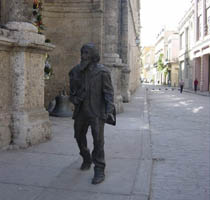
{"left": 135, "top": 88, "right": 153, "bottom": 200}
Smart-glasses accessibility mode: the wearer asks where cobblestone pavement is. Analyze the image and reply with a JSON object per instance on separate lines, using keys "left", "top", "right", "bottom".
{"left": 145, "top": 85, "right": 210, "bottom": 200}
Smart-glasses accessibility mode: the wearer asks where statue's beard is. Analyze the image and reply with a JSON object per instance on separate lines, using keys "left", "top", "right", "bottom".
{"left": 80, "top": 59, "right": 90, "bottom": 71}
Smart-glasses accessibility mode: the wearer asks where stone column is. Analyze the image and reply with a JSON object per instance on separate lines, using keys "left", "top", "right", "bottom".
{"left": 120, "top": 0, "right": 131, "bottom": 102}
{"left": 5, "top": 22, "right": 54, "bottom": 148}
{"left": 104, "top": 0, "right": 120, "bottom": 59}
{"left": 0, "top": 1, "right": 55, "bottom": 148}
{"left": 201, "top": 54, "right": 209, "bottom": 91}
{"left": 194, "top": 57, "right": 201, "bottom": 90}
{"left": 195, "top": 0, "right": 199, "bottom": 41}
{"left": 203, "top": 0, "right": 207, "bottom": 36}
{"left": 0, "top": 29, "right": 12, "bottom": 149}
{"left": 103, "top": 0, "right": 124, "bottom": 113}
{"left": 5, "top": 0, "right": 33, "bottom": 23}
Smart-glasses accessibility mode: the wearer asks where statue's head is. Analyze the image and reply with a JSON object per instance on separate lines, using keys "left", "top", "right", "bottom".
{"left": 81, "top": 43, "right": 100, "bottom": 63}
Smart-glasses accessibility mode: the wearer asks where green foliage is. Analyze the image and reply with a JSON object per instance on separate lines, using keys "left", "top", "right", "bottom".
{"left": 164, "top": 66, "right": 169, "bottom": 76}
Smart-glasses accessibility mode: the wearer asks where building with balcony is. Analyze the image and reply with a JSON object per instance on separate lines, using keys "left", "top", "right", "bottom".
{"left": 178, "top": 0, "right": 210, "bottom": 92}
{"left": 178, "top": 2, "right": 195, "bottom": 89}
{"left": 154, "top": 28, "right": 177, "bottom": 85}
{"left": 165, "top": 33, "right": 179, "bottom": 87}
{"left": 141, "top": 46, "right": 155, "bottom": 83}
{"left": 193, "top": 0, "right": 210, "bottom": 92}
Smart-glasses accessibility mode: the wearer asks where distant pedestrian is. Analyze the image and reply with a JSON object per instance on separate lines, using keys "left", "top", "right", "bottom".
{"left": 194, "top": 78, "right": 198, "bottom": 92}
{"left": 179, "top": 80, "right": 184, "bottom": 93}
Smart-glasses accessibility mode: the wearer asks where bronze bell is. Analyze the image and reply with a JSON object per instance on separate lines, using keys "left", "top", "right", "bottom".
{"left": 49, "top": 93, "right": 73, "bottom": 117}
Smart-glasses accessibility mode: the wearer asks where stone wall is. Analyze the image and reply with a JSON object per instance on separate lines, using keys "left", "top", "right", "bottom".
{"left": 127, "top": 0, "right": 140, "bottom": 94}
{"left": 42, "top": 0, "right": 104, "bottom": 107}
{"left": 0, "top": 35, "right": 12, "bottom": 148}
{"left": 42, "top": 0, "right": 141, "bottom": 111}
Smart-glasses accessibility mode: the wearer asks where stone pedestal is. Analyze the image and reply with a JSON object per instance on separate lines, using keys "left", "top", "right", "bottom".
{"left": 0, "top": 22, "right": 54, "bottom": 149}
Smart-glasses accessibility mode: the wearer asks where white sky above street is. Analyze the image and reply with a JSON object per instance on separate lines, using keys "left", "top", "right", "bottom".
{"left": 141, "top": 0, "right": 192, "bottom": 46}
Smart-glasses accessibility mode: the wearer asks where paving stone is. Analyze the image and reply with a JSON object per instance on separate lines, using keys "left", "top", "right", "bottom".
{"left": 0, "top": 183, "right": 42, "bottom": 200}
{"left": 146, "top": 85, "right": 210, "bottom": 200}
{"left": 35, "top": 189, "right": 130, "bottom": 200}
{"left": 49, "top": 158, "right": 139, "bottom": 195}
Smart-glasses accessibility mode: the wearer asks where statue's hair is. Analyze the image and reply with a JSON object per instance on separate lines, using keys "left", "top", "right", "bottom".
{"left": 81, "top": 43, "right": 100, "bottom": 63}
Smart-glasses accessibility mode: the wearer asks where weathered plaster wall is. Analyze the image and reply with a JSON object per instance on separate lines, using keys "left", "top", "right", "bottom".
{"left": 42, "top": 0, "right": 141, "bottom": 110}
{"left": 42, "top": 0, "right": 103, "bottom": 106}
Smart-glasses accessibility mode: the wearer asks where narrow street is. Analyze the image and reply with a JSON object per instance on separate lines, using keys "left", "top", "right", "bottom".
{"left": 145, "top": 85, "right": 210, "bottom": 200}
{"left": 0, "top": 86, "right": 209, "bottom": 200}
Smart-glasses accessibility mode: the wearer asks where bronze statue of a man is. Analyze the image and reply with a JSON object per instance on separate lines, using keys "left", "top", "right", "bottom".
{"left": 69, "top": 43, "right": 115, "bottom": 184}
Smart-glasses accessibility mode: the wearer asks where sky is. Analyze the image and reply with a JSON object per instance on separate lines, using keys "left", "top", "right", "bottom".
{"left": 141, "top": 0, "right": 192, "bottom": 46}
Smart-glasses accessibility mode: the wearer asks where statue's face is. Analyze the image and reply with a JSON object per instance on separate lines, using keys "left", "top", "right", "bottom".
{"left": 81, "top": 48, "right": 92, "bottom": 62}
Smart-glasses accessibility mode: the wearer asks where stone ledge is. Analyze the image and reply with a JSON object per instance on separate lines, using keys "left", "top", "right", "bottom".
{"left": 6, "top": 22, "right": 37, "bottom": 33}
{"left": 105, "top": 62, "right": 127, "bottom": 68}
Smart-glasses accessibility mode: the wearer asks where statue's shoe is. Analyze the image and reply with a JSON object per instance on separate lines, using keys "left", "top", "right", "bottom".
{"left": 80, "top": 162, "right": 91, "bottom": 170}
{"left": 91, "top": 174, "right": 105, "bottom": 184}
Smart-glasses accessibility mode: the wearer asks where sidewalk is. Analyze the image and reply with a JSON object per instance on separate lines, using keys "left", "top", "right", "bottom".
{"left": 0, "top": 87, "right": 152, "bottom": 200}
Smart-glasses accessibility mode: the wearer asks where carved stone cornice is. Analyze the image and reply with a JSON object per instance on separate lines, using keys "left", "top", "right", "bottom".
{"left": 43, "top": 0, "right": 103, "bottom": 14}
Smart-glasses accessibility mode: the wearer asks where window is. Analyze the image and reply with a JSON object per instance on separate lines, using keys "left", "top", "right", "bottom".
{"left": 207, "top": 6, "right": 210, "bottom": 34}
{"left": 185, "top": 27, "right": 189, "bottom": 49}
{"left": 180, "top": 32, "right": 184, "bottom": 49}
{"left": 198, "top": 15, "right": 202, "bottom": 40}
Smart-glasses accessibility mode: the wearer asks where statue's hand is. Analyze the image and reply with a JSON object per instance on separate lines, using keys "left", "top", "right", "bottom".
{"left": 106, "top": 113, "right": 115, "bottom": 121}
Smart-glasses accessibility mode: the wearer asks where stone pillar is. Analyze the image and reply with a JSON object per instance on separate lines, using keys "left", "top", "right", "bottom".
{"left": 104, "top": 0, "right": 120, "bottom": 58}
{"left": 103, "top": 0, "right": 124, "bottom": 113}
{"left": 5, "top": 22, "right": 54, "bottom": 148}
{"left": 0, "top": 0, "right": 55, "bottom": 148}
{"left": 194, "top": 57, "right": 201, "bottom": 90}
{"left": 120, "top": 0, "right": 131, "bottom": 102}
{"left": 0, "top": 29, "right": 12, "bottom": 149}
{"left": 201, "top": 54, "right": 209, "bottom": 91}
{"left": 195, "top": 0, "right": 199, "bottom": 41}
{"left": 5, "top": 0, "right": 33, "bottom": 23}
{"left": 6, "top": 22, "right": 53, "bottom": 148}
{"left": 203, "top": 0, "right": 207, "bottom": 36}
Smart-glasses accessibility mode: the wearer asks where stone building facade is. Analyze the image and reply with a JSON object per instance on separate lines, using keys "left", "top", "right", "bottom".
{"left": 165, "top": 33, "right": 179, "bottom": 87}
{"left": 178, "top": 0, "right": 210, "bottom": 92}
{"left": 0, "top": 0, "right": 54, "bottom": 149}
{"left": 154, "top": 28, "right": 176, "bottom": 85}
{"left": 193, "top": 0, "right": 210, "bottom": 92}
{"left": 0, "top": 0, "right": 141, "bottom": 149}
{"left": 141, "top": 46, "right": 155, "bottom": 83}
{"left": 42, "top": 0, "right": 141, "bottom": 112}
{"left": 178, "top": 3, "right": 195, "bottom": 89}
